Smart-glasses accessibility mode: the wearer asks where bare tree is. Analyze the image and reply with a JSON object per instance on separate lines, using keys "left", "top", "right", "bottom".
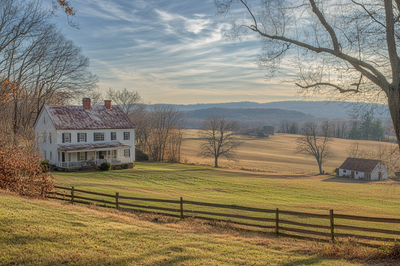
{"left": 0, "top": 0, "right": 97, "bottom": 146}
{"left": 215, "top": 0, "right": 400, "bottom": 150}
{"left": 106, "top": 88, "right": 144, "bottom": 118}
{"left": 146, "top": 105, "right": 185, "bottom": 162}
{"left": 297, "top": 122, "right": 332, "bottom": 174}
{"left": 347, "top": 141, "right": 400, "bottom": 173}
{"left": 198, "top": 115, "right": 242, "bottom": 168}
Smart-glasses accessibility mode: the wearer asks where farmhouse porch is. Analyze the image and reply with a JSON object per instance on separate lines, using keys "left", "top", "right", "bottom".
{"left": 56, "top": 142, "right": 133, "bottom": 169}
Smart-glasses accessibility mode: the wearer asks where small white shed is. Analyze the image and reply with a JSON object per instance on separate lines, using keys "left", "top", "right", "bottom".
{"left": 338, "top": 157, "right": 388, "bottom": 181}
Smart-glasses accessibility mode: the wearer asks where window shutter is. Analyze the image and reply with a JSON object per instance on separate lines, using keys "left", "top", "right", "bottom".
{"left": 93, "top": 133, "right": 95, "bottom": 141}
{"left": 62, "top": 133, "right": 65, "bottom": 143}
{"left": 77, "top": 133, "right": 80, "bottom": 142}
{"left": 85, "top": 152, "right": 87, "bottom": 160}
{"left": 68, "top": 133, "right": 71, "bottom": 143}
{"left": 85, "top": 133, "right": 87, "bottom": 142}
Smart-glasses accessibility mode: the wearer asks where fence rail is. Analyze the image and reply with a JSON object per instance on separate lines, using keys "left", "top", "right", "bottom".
{"left": 49, "top": 185, "right": 400, "bottom": 245}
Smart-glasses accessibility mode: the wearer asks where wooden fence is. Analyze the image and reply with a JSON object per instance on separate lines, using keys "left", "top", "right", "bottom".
{"left": 48, "top": 185, "right": 400, "bottom": 245}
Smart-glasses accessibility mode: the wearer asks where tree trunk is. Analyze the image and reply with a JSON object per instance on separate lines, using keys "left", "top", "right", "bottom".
{"left": 13, "top": 98, "right": 18, "bottom": 147}
{"left": 318, "top": 161, "right": 323, "bottom": 175}
{"left": 387, "top": 86, "right": 400, "bottom": 150}
{"left": 214, "top": 156, "right": 218, "bottom": 168}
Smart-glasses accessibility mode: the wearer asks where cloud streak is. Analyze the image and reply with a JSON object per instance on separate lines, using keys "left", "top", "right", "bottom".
{"left": 51, "top": 0, "right": 299, "bottom": 104}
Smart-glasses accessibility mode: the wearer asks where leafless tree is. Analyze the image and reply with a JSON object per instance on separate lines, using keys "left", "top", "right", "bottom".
{"left": 215, "top": 0, "right": 400, "bottom": 150}
{"left": 347, "top": 141, "right": 400, "bottom": 173}
{"left": 198, "top": 115, "right": 242, "bottom": 167}
{"left": 297, "top": 121, "right": 332, "bottom": 174}
{"left": 0, "top": 0, "right": 97, "bottom": 146}
{"left": 106, "top": 88, "right": 144, "bottom": 118}
{"left": 146, "top": 105, "right": 185, "bottom": 162}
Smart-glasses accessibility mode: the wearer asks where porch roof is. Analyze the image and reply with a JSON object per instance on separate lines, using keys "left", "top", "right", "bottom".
{"left": 58, "top": 142, "right": 131, "bottom": 152}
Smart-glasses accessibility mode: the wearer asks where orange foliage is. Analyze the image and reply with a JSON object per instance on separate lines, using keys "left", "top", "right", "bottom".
{"left": 56, "top": 0, "right": 75, "bottom": 16}
{"left": 0, "top": 141, "right": 54, "bottom": 198}
{"left": 1, "top": 78, "right": 22, "bottom": 103}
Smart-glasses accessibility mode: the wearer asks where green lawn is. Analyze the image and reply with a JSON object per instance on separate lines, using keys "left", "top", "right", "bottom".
{"left": 53, "top": 162, "right": 400, "bottom": 217}
{"left": 52, "top": 163, "right": 400, "bottom": 243}
{"left": 0, "top": 191, "right": 357, "bottom": 265}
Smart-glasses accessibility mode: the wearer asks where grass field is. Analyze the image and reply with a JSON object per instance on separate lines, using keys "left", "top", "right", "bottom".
{"left": 181, "top": 130, "right": 399, "bottom": 174}
{"left": 3, "top": 132, "right": 400, "bottom": 265}
{"left": 53, "top": 163, "right": 400, "bottom": 217}
{"left": 1, "top": 191, "right": 361, "bottom": 266}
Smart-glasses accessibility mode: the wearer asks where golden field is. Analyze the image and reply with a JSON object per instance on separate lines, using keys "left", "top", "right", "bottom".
{"left": 181, "top": 130, "right": 399, "bottom": 175}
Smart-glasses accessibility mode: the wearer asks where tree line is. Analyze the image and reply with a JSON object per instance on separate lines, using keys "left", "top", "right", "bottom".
{"left": 278, "top": 115, "right": 389, "bottom": 142}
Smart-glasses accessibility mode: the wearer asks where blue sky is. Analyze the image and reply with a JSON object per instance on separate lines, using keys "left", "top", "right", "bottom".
{"left": 50, "top": 0, "right": 304, "bottom": 104}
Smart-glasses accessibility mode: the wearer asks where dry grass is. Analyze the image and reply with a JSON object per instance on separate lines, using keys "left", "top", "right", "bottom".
{"left": 3, "top": 190, "right": 400, "bottom": 265}
{"left": 181, "top": 130, "right": 399, "bottom": 174}
{"left": 1, "top": 190, "right": 389, "bottom": 265}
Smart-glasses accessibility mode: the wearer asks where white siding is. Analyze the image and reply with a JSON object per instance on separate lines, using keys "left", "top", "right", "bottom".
{"left": 34, "top": 109, "right": 57, "bottom": 164}
{"left": 370, "top": 163, "right": 388, "bottom": 181}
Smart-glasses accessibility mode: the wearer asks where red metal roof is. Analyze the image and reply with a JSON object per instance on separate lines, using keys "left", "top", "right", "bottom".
{"left": 45, "top": 105, "right": 135, "bottom": 130}
{"left": 339, "top": 157, "right": 381, "bottom": 173}
{"left": 58, "top": 142, "right": 131, "bottom": 151}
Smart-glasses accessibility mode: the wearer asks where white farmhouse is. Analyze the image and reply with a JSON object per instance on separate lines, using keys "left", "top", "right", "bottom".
{"left": 338, "top": 157, "right": 388, "bottom": 181}
{"left": 34, "top": 98, "right": 135, "bottom": 169}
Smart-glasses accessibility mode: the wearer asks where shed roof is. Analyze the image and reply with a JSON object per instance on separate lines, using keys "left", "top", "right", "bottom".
{"left": 57, "top": 142, "right": 131, "bottom": 152}
{"left": 339, "top": 157, "right": 381, "bottom": 173}
{"left": 44, "top": 105, "right": 135, "bottom": 130}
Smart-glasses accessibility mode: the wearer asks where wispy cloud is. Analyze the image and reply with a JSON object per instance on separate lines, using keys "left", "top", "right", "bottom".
{"left": 52, "top": 0, "right": 298, "bottom": 104}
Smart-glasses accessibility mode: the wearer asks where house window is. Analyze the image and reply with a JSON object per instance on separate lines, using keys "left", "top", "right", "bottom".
{"left": 50, "top": 151, "right": 52, "bottom": 160}
{"left": 124, "top": 149, "right": 130, "bottom": 157}
{"left": 356, "top": 171, "right": 358, "bottom": 174}
{"left": 43, "top": 133, "right": 46, "bottom": 144}
{"left": 77, "top": 133, "right": 87, "bottom": 142}
{"left": 111, "top": 132, "right": 117, "bottom": 141}
{"left": 124, "top": 132, "right": 130, "bottom": 140}
{"left": 94, "top": 132, "right": 104, "bottom": 141}
{"left": 49, "top": 133, "right": 52, "bottom": 144}
{"left": 343, "top": 170, "right": 346, "bottom": 173}
{"left": 62, "top": 133, "right": 71, "bottom": 143}
{"left": 77, "top": 152, "right": 87, "bottom": 161}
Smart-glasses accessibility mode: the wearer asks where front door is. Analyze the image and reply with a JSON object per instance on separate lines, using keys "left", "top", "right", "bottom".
{"left": 62, "top": 152, "right": 65, "bottom": 162}
{"left": 351, "top": 171, "right": 355, "bottom": 178}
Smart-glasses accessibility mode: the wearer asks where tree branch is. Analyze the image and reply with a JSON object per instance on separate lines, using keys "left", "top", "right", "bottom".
{"left": 295, "top": 82, "right": 359, "bottom": 93}
{"left": 309, "top": 0, "right": 340, "bottom": 52}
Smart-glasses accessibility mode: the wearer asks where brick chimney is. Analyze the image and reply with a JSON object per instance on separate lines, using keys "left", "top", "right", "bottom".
{"left": 104, "top": 100, "right": 112, "bottom": 110}
{"left": 82, "top": 98, "right": 91, "bottom": 110}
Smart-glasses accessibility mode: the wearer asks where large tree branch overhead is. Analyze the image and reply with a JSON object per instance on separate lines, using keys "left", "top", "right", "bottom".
{"left": 215, "top": 0, "right": 400, "bottom": 149}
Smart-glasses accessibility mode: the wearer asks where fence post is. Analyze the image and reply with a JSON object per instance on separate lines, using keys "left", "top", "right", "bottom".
{"left": 116, "top": 192, "right": 119, "bottom": 210}
{"left": 330, "top": 209, "right": 335, "bottom": 242}
{"left": 275, "top": 208, "right": 279, "bottom": 236}
{"left": 180, "top": 197, "right": 184, "bottom": 219}
{"left": 71, "top": 186, "right": 74, "bottom": 204}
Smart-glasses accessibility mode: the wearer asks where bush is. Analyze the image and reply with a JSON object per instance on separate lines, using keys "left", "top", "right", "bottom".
{"left": 122, "top": 163, "right": 129, "bottom": 169}
{"left": 135, "top": 149, "right": 149, "bottom": 161}
{"left": 99, "top": 162, "right": 111, "bottom": 171}
{"left": 334, "top": 168, "right": 339, "bottom": 175}
{"left": 257, "top": 131, "right": 269, "bottom": 138}
{"left": 40, "top": 159, "right": 50, "bottom": 172}
{"left": 0, "top": 144, "right": 54, "bottom": 198}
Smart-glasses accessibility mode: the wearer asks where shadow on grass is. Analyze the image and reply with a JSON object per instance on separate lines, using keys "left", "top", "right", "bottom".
{"left": 321, "top": 176, "right": 374, "bottom": 183}
{"left": 281, "top": 256, "right": 326, "bottom": 266}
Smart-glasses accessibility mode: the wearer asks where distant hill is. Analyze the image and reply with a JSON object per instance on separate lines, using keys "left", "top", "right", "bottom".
{"left": 155, "top": 101, "right": 389, "bottom": 119}
{"left": 184, "top": 107, "right": 322, "bottom": 128}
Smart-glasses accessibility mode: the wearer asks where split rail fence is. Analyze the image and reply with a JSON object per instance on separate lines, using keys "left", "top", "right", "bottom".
{"left": 48, "top": 185, "right": 400, "bottom": 245}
